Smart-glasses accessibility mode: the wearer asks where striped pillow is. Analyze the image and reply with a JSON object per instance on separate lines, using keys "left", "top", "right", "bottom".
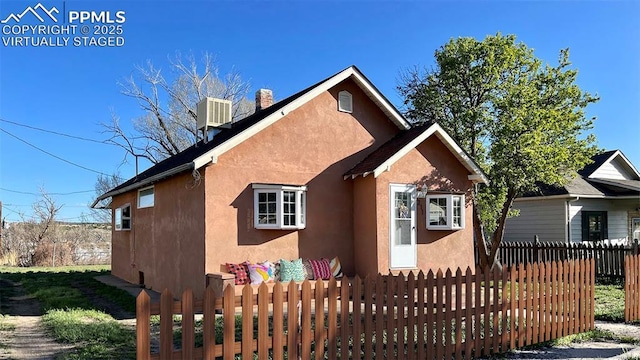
{"left": 330, "top": 256, "right": 343, "bottom": 278}
{"left": 309, "top": 258, "right": 332, "bottom": 280}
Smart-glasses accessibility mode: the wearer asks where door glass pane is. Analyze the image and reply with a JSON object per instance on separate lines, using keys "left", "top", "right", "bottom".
{"left": 394, "top": 190, "right": 412, "bottom": 245}
{"left": 633, "top": 218, "right": 640, "bottom": 242}
{"left": 395, "top": 219, "right": 411, "bottom": 245}
{"left": 395, "top": 192, "right": 412, "bottom": 219}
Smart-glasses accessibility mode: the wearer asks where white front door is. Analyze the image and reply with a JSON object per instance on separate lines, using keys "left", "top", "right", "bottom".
{"left": 389, "top": 184, "right": 417, "bottom": 269}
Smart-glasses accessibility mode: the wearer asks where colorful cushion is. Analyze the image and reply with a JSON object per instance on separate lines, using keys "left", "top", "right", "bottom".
{"left": 248, "top": 263, "right": 273, "bottom": 284}
{"left": 279, "top": 258, "right": 306, "bottom": 282}
{"left": 303, "top": 259, "right": 315, "bottom": 280}
{"left": 309, "top": 258, "right": 332, "bottom": 280}
{"left": 259, "top": 260, "right": 279, "bottom": 282}
{"left": 330, "top": 256, "right": 343, "bottom": 278}
{"left": 226, "top": 261, "right": 250, "bottom": 285}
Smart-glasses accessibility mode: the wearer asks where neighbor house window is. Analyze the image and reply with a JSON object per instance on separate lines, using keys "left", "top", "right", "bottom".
{"left": 115, "top": 204, "right": 131, "bottom": 231}
{"left": 253, "top": 184, "right": 306, "bottom": 230}
{"left": 582, "top": 211, "right": 608, "bottom": 241}
{"left": 338, "top": 90, "right": 352, "bottom": 113}
{"left": 426, "top": 194, "right": 465, "bottom": 230}
{"left": 138, "top": 186, "right": 155, "bottom": 208}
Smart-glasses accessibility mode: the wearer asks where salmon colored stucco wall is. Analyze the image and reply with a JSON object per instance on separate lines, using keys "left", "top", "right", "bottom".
{"left": 111, "top": 172, "right": 205, "bottom": 296}
{"left": 202, "top": 79, "right": 400, "bottom": 278}
{"left": 373, "top": 134, "right": 476, "bottom": 275}
{"left": 353, "top": 174, "right": 379, "bottom": 276}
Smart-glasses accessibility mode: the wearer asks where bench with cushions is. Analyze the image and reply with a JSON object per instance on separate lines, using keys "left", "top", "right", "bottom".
{"left": 206, "top": 257, "right": 343, "bottom": 298}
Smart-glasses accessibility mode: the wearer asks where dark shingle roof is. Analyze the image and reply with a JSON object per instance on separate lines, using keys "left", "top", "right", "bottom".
{"left": 344, "top": 123, "right": 433, "bottom": 177}
{"left": 578, "top": 150, "right": 616, "bottom": 177}
{"left": 101, "top": 73, "right": 333, "bottom": 198}
{"left": 524, "top": 150, "right": 639, "bottom": 198}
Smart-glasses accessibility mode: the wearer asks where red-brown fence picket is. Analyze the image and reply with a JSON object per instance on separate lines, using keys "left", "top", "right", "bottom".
{"left": 136, "top": 258, "right": 595, "bottom": 359}
{"left": 625, "top": 254, "right": 640, "bottom": 322}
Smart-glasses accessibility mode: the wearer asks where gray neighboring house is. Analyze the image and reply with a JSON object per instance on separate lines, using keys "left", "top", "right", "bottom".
{"left": 504, "top": 150, "right": 640, "bottom": 245}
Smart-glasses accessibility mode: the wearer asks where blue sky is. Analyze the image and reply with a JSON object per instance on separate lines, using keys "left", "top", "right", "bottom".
{"left": 0, "top": 1, "right": 638, "bottom": 222}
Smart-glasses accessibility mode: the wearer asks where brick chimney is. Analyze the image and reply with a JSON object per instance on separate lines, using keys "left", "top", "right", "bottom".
{"left": 255, "top": 89, "right": 273, "bottom": 111}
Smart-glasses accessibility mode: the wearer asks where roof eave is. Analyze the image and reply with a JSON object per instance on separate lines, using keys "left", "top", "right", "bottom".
{"left": 90, "top": 162, "right": 194, "bottom": 208}
{"left": 588, "top": 178, "right": 640, "bottom": 192}
{"left": 516, "top": 193, "right": 639, "bottom": 202}
{"left": 368, "top": 123, "right": 489, "bottom": 184}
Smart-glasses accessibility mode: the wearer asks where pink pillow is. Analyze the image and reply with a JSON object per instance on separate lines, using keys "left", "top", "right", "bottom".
{"left": 309, "top": 258, "right": 332, "bottom": 280}
{"left": 226, "top": 261, "right": 250, "bottom": 285}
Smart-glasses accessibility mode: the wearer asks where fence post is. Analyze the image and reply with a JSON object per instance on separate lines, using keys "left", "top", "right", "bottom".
{"left": 136, "top": 290, "right": 150, "bottom": 360}
{"left": 534, "top": 236, "right": 540, "bottom": 263}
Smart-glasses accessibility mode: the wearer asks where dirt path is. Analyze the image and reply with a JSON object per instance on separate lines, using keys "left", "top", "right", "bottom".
{"left": 0, "top": 279, "right": 73, "bottom": 360}
{"left": 1, "top": 316, "right": 74, "bottom": 360}
{"left": 484, "top": 321, "right": 640, "bottom": 360}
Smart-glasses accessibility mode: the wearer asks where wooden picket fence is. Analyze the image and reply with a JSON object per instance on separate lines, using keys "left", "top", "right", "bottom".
{"left": 485, "top": 238, "right": 639, "bottom": 278}
{"left": 625, "top": 254, "right": 640, "bottom": 322}
{"left": 136, "top": 258, "right": 595, "bottom": 360}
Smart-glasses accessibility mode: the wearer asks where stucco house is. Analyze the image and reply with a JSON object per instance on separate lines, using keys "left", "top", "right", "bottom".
{"left": 93, "top": 66, "right": 488, "bottom": 297}
{"left": 504, "top": 150, "right": 640, "bottom": 245}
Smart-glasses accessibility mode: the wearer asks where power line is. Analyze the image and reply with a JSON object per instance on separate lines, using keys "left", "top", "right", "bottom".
{"left": 0, "top": 127, "right": 124, "bottom": 179}
{"left": 0, "top": 118, "right": 114, "bottom": 145}
{"left": 4, "top": 204, "right": 92, "bottom": 208}
{"left": 1, "top": 204, "right": 94, "bottom": 222}
{"left": 0, "top": 187, "right": 95, "bottom": 196}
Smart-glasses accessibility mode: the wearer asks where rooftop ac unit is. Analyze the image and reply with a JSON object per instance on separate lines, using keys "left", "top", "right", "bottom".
{"left": 197, "top": 98, "right": 232, "bottom": 131}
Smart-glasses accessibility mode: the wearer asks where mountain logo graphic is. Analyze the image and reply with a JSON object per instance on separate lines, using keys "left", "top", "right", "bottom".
{"left": 1, "top": 3, "right": 59, "bottom": 24}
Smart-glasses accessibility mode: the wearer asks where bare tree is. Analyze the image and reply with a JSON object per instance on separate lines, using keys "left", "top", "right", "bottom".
{"left": 103, "top": 52, "right": 255, "bottom": 164}
{"left": 3, "top": 188, "right": 62, "bottom": 266}
{"left": 89, "top": 172, "right": 122, "bottom": 224}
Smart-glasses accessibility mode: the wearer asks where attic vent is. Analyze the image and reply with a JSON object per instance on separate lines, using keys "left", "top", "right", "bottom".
{"left": 197, "top": 98, "right": 232, "bottom": 131}
{"left": 338, "top": 90, "right": 352, "bottom": 113}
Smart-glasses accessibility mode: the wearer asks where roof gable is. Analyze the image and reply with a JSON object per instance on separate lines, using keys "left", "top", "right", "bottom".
{"left": 587, "top": 150, "right": 640, "bottom": 180}
{"left": 192, "top": 66, "right": 410, "bottom": 169}
{"left": 93, "top": 65, "right": 411, "bottom": 206}
{"left": 344, "top": 122, "right": 488, "bottom": 184}
{"left": 521, "top": 149, "right": 640, "bottom": 199}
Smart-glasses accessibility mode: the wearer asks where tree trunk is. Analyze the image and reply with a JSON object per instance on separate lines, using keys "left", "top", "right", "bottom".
{"left": 485, "top": 189, "right": 517, "bottom": 271}
{"left": 473, "top": 201, "right": 491, "bottom": 270}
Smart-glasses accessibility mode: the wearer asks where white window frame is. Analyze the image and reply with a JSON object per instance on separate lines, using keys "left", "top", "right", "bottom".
{"left": 115, "top": 204, "right": 131, "bottom": 231}
{"left": 138, "top": 186, "right": 155, "bottom": 208}
{"left": 253, "top": 184, "right": 307, "bottom": 230}
{"left": 426, "top": 194, "right": 465, "bottom": 230}
{"left": 338, "top": 90, "right": 353, "bottom": 113}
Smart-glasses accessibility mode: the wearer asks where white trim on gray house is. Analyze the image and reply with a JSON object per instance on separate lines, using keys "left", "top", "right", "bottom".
{"left": 504, "top": 150, "right": 640, "bottom": 245}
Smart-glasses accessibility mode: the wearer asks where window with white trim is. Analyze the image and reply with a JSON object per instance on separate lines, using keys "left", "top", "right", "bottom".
{"left": 338, "top": 90, "right": 352, "bottom": 113}
{"left": 115, "top": 204, "right": 131, "bottom": 231}
{"left": 138, "top": 186, "right": 155, "bottom": 208}
{"left": 253, "top": 184, "right": 307, "bottom": 230}
{"left": 426, "top": 194, "right": 465, "bottom": 230}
